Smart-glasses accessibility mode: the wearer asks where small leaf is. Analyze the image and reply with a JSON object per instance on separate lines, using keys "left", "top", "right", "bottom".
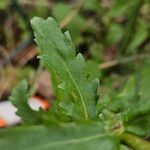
{"left": 108, "top": 76, "right": 138, "bottom": 112}
{"left": 10, "top": 80, "right": 39, "bottom": 124}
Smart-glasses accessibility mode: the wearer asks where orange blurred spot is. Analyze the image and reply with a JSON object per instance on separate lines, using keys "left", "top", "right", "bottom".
{"left": 31, "top": 96, "right": 50, "bottom": 110}
{"left": 41, "top": 99, "right": 50, "bottom": 110}
{"left": 0, "top": 118, "right": 7, "bottom": 128}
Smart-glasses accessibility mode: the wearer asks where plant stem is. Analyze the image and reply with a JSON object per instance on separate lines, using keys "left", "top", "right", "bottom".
{"left": 99, "top": 52, "right": 150, "bottom": 69}
{"left": 60, "top": 0, "right": 84, "bottom": 29}
{"left": 120, "top": 132, "right": 150, "bottom": 150}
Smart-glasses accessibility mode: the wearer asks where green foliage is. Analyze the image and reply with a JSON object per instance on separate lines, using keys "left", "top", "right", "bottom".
{"left": 127, "top": 19, "right": 149, "bottom": 53}
{"left": 0, "top": 123, "right": 120, "bottom": 150}
{"left": 125, "top": 116, "right": 150, "bottom": 137}
{"left": 10, "top": 80, "right": 70, "bottom": 125}
{"left": 83, "top": 0, "right": 101, "bottom": 12}
{"left": 0, "top": 0, "right": 9, "bottom": 10}
{"left": 106, "top": 24, "right": 123, "bottom": 44}
{"left": 0, "top": 17, "right": 150, "bottom": 150}
{"left": 98, "top": 62, "right": 150, "bottom": 139}
{"left": 31, "top": 17, "right": 99, "bottom": 121}
{"left": 10, "top": 80, "right": 40, "bottom": 124}
{"left": 108, "top": 0, "right": 134, "bottom": 17}
{"left": 52, "top": 3, "right": 85, "bottom": 44}
{"left": 86, "top": 60, "right": 101, "bottom": 81}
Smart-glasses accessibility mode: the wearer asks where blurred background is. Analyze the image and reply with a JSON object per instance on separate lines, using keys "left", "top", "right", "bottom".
{"left": 0, "top": 0, "right": 149, "bottom": 126}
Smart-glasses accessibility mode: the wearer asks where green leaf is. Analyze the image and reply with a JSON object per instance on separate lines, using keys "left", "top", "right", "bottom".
{"left": 127, "top": 19, "right": 149, "bottom": 53}
{"left": 31, "top": 17, "right": 99, "bottom": 121}
{"left": 108, "top": 76, "right": 138, "bottom": 112}
{"left": 121, "top": 62, "right": 150, "bottom": 136}
{"left": 10, "top": 80, "right": 40, "bottom": 124}
{"left": 119, "top": 63, "right": 150, "bottom": 123}
{"left": 10, "top": 80, "right": 69, "bottom": 125}
{"left": 0, "top": 123, "right": 120, "bottom": 150}
{"left": 97, "top": 76, "right": 138, "bottom": 114}
{"left": 140, "top": 61, "right": 150, "bottom": 101}
{"left": 125, "top": 116, "right": 150, "bottom": 137}
{"left": 119, "top": 90, "right": 150, "bottom": 124}
{"left": 108, "top": 0, "right": 134, "bottom": 17}
{"left": 97, "top": 95, "right": 111, "bottom": 113}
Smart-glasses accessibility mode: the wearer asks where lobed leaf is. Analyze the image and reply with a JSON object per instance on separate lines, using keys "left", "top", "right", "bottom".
{"left": 31, "top": 17, "right": 99, "bottom": 121}
{"left": 10, "top": 80, "right": 40, "bottom": 124}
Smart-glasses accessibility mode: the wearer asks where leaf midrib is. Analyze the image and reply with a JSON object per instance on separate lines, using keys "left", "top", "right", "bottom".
{"left": 40, "top": 54, "right": 89, "bottom": 120}
{"left": 30, "top": 133, "right": 107, "bottom": 149}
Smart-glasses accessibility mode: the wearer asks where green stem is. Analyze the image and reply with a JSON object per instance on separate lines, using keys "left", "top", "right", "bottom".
{"left": 120, "top": 132, "right": 150, "bottom": 150}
